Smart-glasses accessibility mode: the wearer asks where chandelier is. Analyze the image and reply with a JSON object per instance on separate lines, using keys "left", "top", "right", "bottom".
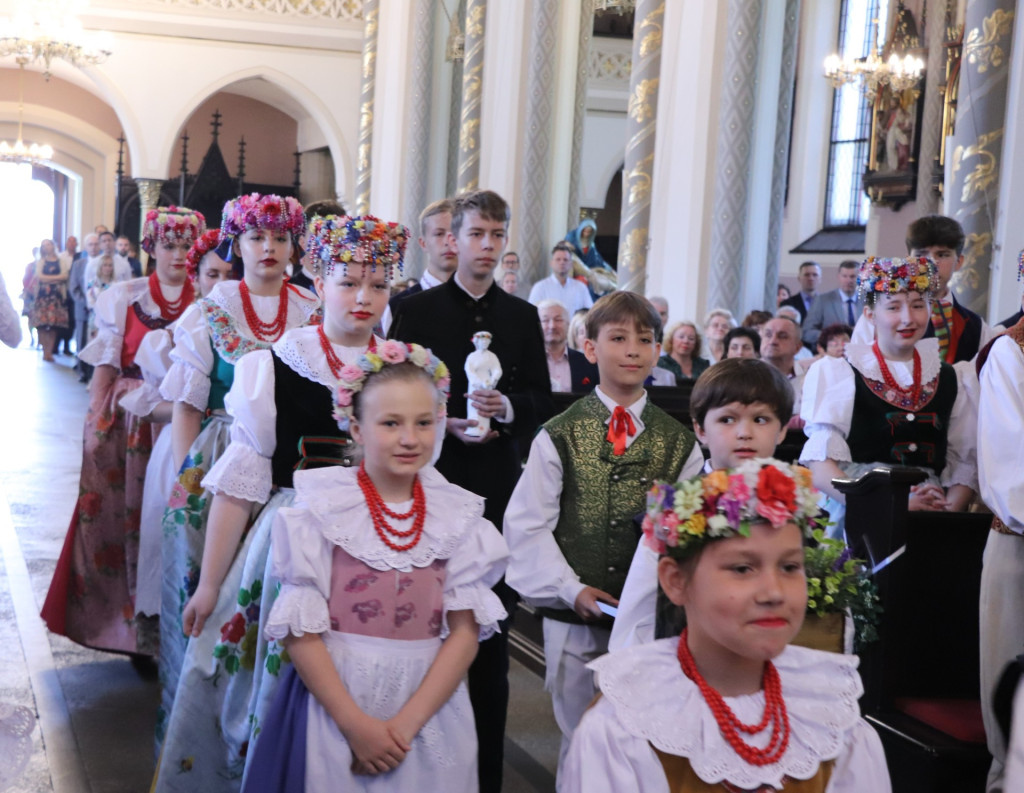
{"left": 824, "top": 50, "right": 925, "bottom": 95}
{"left": 0, "top": 0, "right": 112, "bottom": 78}
{"left": 0, "top": 57, "right": 53, "bottom": 165}
{"left": 594, "top": 0, "right": 636, "bottom": 13}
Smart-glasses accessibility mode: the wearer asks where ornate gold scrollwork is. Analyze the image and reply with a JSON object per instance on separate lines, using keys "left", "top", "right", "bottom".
{"left": 628, "top": 78, "right": 659, "bottom": 123}
{"left": 963, "top": 9, "right": 1014, "bottom": 73}
{"left": 951, "top": 128, "right": 1004, "bottom": 203}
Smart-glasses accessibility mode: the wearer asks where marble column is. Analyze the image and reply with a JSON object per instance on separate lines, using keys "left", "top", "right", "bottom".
{"left": 705, "top": 0, "right": 764, "bottom": 315}
{"left": 355, "top": 0, "right": 379, "bottom": 215}
{"left": 135, "top": 177, "right": 163, "bottom": 272}
{"left": 617, "top": 0, "right": 665, "bottom": 295}
{"left": 566, "top": 0, "right": 595, "bottom": 230}
{"left": 914, "top": 0, "right": 950, "bottom": 214}
{"left": 515, "top": 1, "right": 559, "bottom": 281}
{"left": 400, "top": 0, "right": 435, "bottom": 277}
{"left": 947, "top": 0, "right": 1016, "bottom": 314}
{"left": 456, "top": 0, "right": 486, "bottom": 193}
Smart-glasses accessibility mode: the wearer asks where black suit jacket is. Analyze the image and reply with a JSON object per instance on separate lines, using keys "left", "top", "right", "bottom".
{"left": 390, "top": 278, "right": 553, "bottom": 526}
{"left": 387, "top": 282, "right": 423, "bottom": 317}
{"left": 567, "top": 348, "right": 599, "bottom": 392}
{"left": 780, "top": 292, "right": 813, "bottom": 324}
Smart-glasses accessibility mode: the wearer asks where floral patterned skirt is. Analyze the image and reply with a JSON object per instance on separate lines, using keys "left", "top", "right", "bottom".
{"left": 30, "top": 284, "right": 69, "bottom": 330}
{"left": 41, "top": 375, "right": 156, "bottom": 654}
{"left": 154, "top": 488, "right": 295, "bottom": 793}
{"left": 156, "top": 413, "right": 232, "bottom": 749}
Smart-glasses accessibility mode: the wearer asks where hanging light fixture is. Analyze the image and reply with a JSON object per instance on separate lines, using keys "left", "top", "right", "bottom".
{"left": 440, "top": 2, "right": 464, "bottom": 63}
{"left": 824, "top": 2, "right": 924, "bottom": 95}
{"left": 594, "top": 0, "right": 636, "bottom": 13}
{"left": 0, "top": 0, "right": 112, "bottom": 79}
{"left": 0, "top": 57, "right": 53, "bottom": 165}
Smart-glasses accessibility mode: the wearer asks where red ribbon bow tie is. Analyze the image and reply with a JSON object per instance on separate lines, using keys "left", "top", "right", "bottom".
{"left": 606, "top": 405, "right": 636, "bottom": 456}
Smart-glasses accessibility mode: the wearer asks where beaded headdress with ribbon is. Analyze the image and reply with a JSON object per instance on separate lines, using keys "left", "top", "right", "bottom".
{"left": 307, "top": 214, "right": 410, "bottom": 278}
{"left": 220, "top": 193, "right": 305, "bottom": 240}
{"left": 333, "top": 342, "right": 450, "bottom": 432}
{"left": 141, "top": 206, "right": 206, "bottom": 254}
{"left": 856, "top": 256, "right": 939, "bottom": 300}
{"left": 642, "top": 458, "right": 826, "bottom": 560}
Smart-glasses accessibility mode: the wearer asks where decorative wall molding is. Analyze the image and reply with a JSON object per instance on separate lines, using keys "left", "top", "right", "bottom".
{"left": 588, "top": 36, "right": 631, "bottom": 84}
{"left": 152, "top": 0, "right": 362, "bottom": 19}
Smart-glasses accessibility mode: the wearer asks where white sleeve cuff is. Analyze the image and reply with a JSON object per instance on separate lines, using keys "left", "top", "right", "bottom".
{"left": 118, "top": 383, "right": 163, "bottom": 418}
{"left": 496, "top": 394, "right": 515, "bottom": 424}
{"left": 264, "top": 583, "right": 330, "bottom": 640}
{"left": 799, "top": 425, "right": 852, "bottom": 463}
{"left": 202, "top": 442, "right": 272, "bottom": 503}
{"left": 160, "top": 361, "right": 212, "bottom": 411}
{"left": 442, "top": 583, "right": 508, "bottom": 641}
{"left": 78, "top": 331, "right": 121, "bottom": 367}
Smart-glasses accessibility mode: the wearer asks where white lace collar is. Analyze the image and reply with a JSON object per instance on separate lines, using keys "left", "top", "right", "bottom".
{"left": 591, "top": 638, "right": 863, "bottom": 790}
{"left": 272, "top": 326, "right": 383, "bottom": 387}
{"left": 845, "top": 337, "right": 941, "bottom": 386}
{"left": 292, "top": 465, "right": 485, "bottom": 572}
{"left": 207, "top": 279, "right": 320, "bottom": 335}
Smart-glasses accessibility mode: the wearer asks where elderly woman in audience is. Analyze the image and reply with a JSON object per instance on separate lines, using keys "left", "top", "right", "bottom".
{"left": 701, "top": 308, "right": 735, "bottom": 364}
{"left": 722, "top": 326, "right": 760, "bottom": 359}
{"left": 659, "top": 320, "right": 709, "bottom": 383}
{"left": 568, "top": 308, "right": 589, "bottom": 352}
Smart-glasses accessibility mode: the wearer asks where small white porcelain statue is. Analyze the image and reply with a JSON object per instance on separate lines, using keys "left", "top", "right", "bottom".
{"left": 464, "top": 331, "right": 502, "bottom": 437}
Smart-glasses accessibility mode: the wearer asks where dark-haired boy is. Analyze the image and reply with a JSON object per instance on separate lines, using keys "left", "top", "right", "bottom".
{"left": 505, "top": 291, "right": 703, "bottom": 771}
{"left": 389, "top": 189, "right": 550, "bottom": 793}
{"left": 609, "top": 358, "right": 794, "bottom": 652}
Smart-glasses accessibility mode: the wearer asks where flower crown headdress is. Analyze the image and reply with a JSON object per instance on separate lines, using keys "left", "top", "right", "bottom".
{"left": 1017, "top": 249, "right": 1024, "bottom": 281}
{"left": 642, "top": 458, "right": 827, "bottom": 559}
{"left": 141, "top": 206, "right": 206, "bottom": 254}
{"left": 185, "top": 229, "right": 223, "bottom": 281}
{"left": 220, "top": 193, "right": 305, "bottom": 240}
{"left": 856, "top": 256, "right": 939, "bottom": 300}
{"left": 333, "top": 342, "right": 451, "bottom": 432}
{"left": 308, "top": 214, "right": 410, "bottom": 278}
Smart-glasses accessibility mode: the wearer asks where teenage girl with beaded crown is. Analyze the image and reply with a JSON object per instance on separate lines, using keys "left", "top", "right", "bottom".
{"left": 240, "top": 342, "right": 508, "bottom": 793}
{"left": 562, "top": 460, "right": 891, "bottom": 792}
{"left": 155, "top": 194, "right": 317, "bottom": 750}
{"left": 799, "top": 257, "right": 978, "bottom": 538}
{"left": 42, "top": 207, "right": 206, "bottom": 657}
{"left": 154, "top": 215, "right": 410, "bottom": 793}
{"left": 128, "top": 230, "right": 235, "bottom": 634}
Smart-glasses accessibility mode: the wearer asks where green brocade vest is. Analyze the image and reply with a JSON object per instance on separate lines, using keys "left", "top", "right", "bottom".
{"left": 539, "top": 393, "right": 696, "bottom": 624}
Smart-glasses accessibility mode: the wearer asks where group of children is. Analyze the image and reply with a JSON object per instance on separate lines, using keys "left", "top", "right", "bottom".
{"left": 38, "top": 188, "right": 908, "bottom": 793}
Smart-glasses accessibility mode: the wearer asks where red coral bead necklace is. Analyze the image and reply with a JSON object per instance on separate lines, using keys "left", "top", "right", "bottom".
{"left": 357, "top": 462, "right": 426, "bottom": 552}
{"left": 872, "top": 339, "right": 922, "bottom": 405}
{"left": 318, "top": 326, "right": 377, "bottom": 379}
{"left": 148, "top": 272, "right": 193, "bottom": 321}
{"left": 676, "top": 628, "right": 790, "bottom": 766}
{"left": 239, "top": 278, "right": 289, "bottom": 341}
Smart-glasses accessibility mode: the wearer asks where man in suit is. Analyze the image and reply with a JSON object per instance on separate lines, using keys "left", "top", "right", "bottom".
{"left": 115, "top": 235, "right": 143, "bottom": 277}
{"left": 779, "top": 260, "right": 821, "bottom": 323}
{"left": 801, "top": 260, "right": 861, "bottom": 348}
{"left": 538, "top": 299, "right": 599, "bottom": 393}
{"left": 69, "top": 234, "right": 97, "bottom": 381}
{"left": 380, "top": 197, "right": 456, "bottom": 334}
{"left": 390, "top": 189, "right": 552, "bottom": 793}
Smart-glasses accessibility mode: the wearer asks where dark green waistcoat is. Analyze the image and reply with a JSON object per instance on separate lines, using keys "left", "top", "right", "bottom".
{"left": 540, "top": 392, "right": 696, "bottom": 623}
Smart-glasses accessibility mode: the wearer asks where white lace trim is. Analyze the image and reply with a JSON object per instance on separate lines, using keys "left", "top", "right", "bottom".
{"left": 160, "top": 360, "right": 211, "bottom": 410}
{"left": 202, "top": 441, "right": 272, "bottom": 503}
{"left": 264, "top": 584, "right": 330, "bottom": 640}
{"left": 207, "top": 279, "right": 319, "bottom": 334}
{"left": 443, "top": 584, "right": 508, "bottom": 641}
{"left": 591, "top": 639, "right": 863, "bottom": 789}
{"left": 799, "top": 425, "right": 852, "bottom": 464}
{"left": 272, "top": 326, "right": 383, "bottom": 387}
{"left": 295, "top": 466, "right": 486, "bottom": 572}
{"left": 78, "top": 331, "right": 121, "bottom": 367}
{"left": 118, "top": 383, "right": 163, "bottom": 418}
{"left": 846, "top": 337, "right": 941, "bottom": 385}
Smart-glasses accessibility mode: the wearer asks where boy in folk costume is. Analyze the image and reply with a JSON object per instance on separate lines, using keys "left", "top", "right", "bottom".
{"left": 504, "top": 291, "right": 704, "bottom": 770}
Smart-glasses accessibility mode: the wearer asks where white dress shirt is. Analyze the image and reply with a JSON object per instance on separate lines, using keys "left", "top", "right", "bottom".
{"left": 528, "top": 274, "right": 594, "bottom": 315}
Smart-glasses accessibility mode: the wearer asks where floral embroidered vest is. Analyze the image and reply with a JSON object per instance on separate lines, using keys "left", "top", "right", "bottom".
{"left": 540, "top": 392, "right": 695, "bottom": 623}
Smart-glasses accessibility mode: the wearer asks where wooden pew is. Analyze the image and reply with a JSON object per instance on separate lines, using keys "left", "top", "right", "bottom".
{"left": 835, "top": 467, "right": 992, "bottom": 793}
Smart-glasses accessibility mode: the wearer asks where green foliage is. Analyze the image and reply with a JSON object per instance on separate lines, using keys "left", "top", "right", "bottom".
{"left": 804, "top": 529, "right": 882, "bottom": 651}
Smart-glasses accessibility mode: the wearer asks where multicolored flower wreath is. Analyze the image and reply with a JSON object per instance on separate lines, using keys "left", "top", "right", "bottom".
{"left": 333, "top": 341, "right": 451, "bottom": 431}
{"left": 307, "top": 214, "right": 410, "bottom": 277}
{"left": 856, "top": 256, "right": 938, "bottom": 299}
{"left": 642, "top": 458, "right": 827, "bottom": 560}
{"left": 141, "top": 206, "right": 206, "bottom": 254}
{"left": 220, "top": 193, "right": 305, "bottom": 240}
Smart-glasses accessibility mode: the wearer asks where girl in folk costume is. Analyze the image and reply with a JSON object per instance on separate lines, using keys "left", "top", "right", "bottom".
{"left": 562, "top": 460, "right": 891, "bottom": 793}
{"left": 799, "top": 257, "right": 978, "bottom": 537}
{"left": 155, "top": 215, "right": 409, "bottom": 793}
{"left": 156, "top": 195, "right": 316, "bottom": 747}
{"left": 241, "top": 344, "right": 508, "bottom": 793}
{"left": 130, "top": 230, "right": 235, "bottom": 626}
{"left": 41, "top": 207, "right": 206, "bottom": 655}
